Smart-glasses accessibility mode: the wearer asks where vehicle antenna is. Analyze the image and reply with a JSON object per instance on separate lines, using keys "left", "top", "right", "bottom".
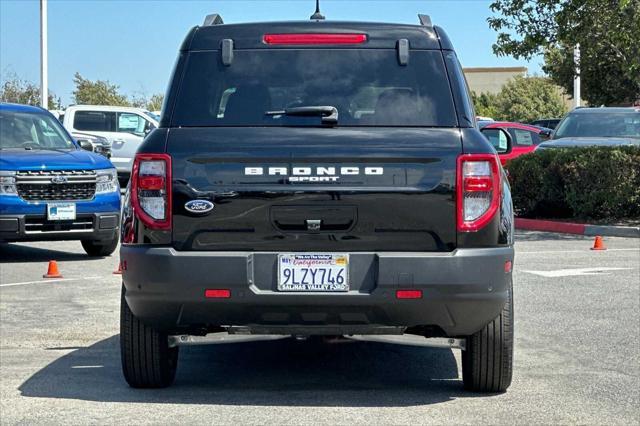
{"left": 310, "top": 0, "right": 325, "bottom": 20}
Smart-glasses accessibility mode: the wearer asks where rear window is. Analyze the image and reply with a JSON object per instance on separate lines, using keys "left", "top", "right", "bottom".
{"left": 172, "top": 49, "right": 457, "bottom": 127}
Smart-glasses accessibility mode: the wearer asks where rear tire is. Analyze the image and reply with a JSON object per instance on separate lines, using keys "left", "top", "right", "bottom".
{"left": 120, "top": 286, "right": 179, "bottom": 388}
{"left": 462, "top": 278, "right": 514, "bottom": 392}
{"left": 81, "top": 233, "right": 119, "bottom": 257}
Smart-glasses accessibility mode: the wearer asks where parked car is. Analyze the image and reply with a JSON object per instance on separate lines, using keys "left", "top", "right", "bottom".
{"left": 480, "top": 122, "right": 549, "bottom": 165}
{"left": 61, "top": 105, "right": 159, "bottom": 187}
{"left": 119, "top": 12, "right": 515, "bottom": 392}
{"left": 537, "top": 107, "right": 640, "bottom": 150}
{"left": 529, "top": 118, "right": 561, "bottom": 130}
{"left": 0, "top": 103, "right": 121, "bottom": 256}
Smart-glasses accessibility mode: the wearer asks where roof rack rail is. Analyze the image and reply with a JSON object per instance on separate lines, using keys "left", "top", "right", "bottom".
{"left": 203, "top": 14, "right": 224, "bottom": 26}
{"left": 418, "top": 14, "right": 432, "bottom": 26}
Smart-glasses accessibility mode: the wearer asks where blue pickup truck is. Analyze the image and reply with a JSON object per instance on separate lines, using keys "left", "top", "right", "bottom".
{"left": 0, "top": 103, "right": 121, "bottom": 256}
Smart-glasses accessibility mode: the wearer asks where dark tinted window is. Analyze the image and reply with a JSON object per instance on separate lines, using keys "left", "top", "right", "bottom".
{"left": 73, "top": 111, "right": 116, "bottom": 132}
{"left": 554, "top": 112, "right": 640, "bottom": 139}
{"left": 172, "top": 49, "right": 457, "bottom": 127}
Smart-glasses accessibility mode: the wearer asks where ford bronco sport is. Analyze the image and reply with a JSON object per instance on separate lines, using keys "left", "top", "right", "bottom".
{"left": 120, "top": 11, "right": 515, "bottom": 392}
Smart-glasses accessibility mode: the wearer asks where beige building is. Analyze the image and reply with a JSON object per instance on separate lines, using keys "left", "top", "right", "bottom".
{"left": 463, "top": 67, "right": 528, "bottom": 95}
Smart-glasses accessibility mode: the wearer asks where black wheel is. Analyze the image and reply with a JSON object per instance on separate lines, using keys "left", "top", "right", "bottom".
{"left": 81, "top": 232, "right": 119, "bottom": 257}
{"left": 120, "top": 286, "right": 179, "bottom": 388}
{"left": 462, "top": 278, "right": 514, "bottom": 393}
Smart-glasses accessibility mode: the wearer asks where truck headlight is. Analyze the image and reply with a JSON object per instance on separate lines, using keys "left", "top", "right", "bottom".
{"left": 0, "top": 171, "right": 17, "bottom": 195}
{"left": 95, "top": 168, "right": 119, "bottom": 194}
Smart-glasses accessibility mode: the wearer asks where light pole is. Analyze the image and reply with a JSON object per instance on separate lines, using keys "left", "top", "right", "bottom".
{"left": 40, "top": 0, "right": 48, "bottom": 109}
{"left": 573, "top": 44, "right": 581, "bottom": 108}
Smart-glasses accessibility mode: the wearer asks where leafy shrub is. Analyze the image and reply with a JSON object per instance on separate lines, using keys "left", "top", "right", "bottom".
{"left": 506, "top": 147, "right": 640, "bottom": 220}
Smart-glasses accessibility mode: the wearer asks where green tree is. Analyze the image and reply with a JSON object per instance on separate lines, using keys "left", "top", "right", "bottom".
{"left": 495, "top": 76, "right": 567, "bottom": 122}
{"left": 129, "top": 93, "right": 164, "bottom": 111}
{"left": 472, "top": 76, "right": 567, "bottom": 122}
{"left": 72, "top": 72, "right": 130, "bottom": 106}
{"left": 488, "top": 0, "right": 640, "bottom": 105}
{"left": 0, "top": 74, "right": 60, "bottom": 109}
{"left": 146, "top": 94, "right": 164, "bottom": 111}
{"left": 471, "top": 91, "right": 501, "bottom": 118}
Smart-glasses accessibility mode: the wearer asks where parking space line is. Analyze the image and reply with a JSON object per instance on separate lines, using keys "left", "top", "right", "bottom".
{"left": 522, "top": 267, "right": 633, "bottom": 277}
{"left": 0, "top": 276, "right": 102, "bottom": 288}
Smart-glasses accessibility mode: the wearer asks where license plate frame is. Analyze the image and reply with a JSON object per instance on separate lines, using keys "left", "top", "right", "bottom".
{"left": 277, "top": 253, "right": 349, "bottom": 292}
{"left": 47, "top": 203, "right": 76, "bottom": 221}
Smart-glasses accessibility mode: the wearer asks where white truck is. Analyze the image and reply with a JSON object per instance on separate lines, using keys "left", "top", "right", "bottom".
{"left": 61, "top": 105, "right": 159, "bottom": 187}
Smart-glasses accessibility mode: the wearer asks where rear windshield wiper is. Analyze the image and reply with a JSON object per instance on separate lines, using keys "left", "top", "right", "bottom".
{"left": 265, "top": 106, "right": 338, "bottom": 125}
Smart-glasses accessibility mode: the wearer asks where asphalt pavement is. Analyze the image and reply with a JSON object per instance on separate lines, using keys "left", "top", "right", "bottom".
{"left": 1, "top": 231, "right": 639, "bottom": 425}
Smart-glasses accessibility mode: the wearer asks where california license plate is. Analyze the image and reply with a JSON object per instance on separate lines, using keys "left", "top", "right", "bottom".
{"left": 47, "top": 203, "right": 76, "bottom": 221}
{"left": 278, "top": 254, "right": 349, "bottom": 292}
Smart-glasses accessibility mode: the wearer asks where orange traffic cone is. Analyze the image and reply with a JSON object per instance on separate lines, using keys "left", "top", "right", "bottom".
{"left": 591, "top": 236, "right": 606, "bottom": 251}
{"left": 43, "top": 260, "right": 63, "bottom": 278}
{"left": 113, "top": 261, "right": 123, "bottom": 275}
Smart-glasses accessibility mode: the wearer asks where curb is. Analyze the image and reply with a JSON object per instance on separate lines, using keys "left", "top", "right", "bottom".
{"left": 515, "top": 218, "right": 640, "bottom": 238}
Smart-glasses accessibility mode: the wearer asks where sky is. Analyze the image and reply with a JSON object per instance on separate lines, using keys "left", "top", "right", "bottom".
{"left": 0, "top": 0, "right": 542, "bottom": 106}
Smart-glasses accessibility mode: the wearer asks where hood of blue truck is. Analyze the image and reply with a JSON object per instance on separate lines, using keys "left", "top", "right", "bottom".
{"left": 0, "top": 148, "right": 113, "bottom": 171}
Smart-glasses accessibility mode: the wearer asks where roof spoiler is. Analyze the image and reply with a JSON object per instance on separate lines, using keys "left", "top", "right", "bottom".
{"left": 418, "top": 14, "right": 432, "bottom": 26}
{"left": 203, "top": 14, "right": 224, "bottom": 26}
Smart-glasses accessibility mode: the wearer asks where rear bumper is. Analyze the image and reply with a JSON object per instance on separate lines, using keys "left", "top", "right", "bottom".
{"left": 121, "top": 246, "right": 514, "bottom": 336}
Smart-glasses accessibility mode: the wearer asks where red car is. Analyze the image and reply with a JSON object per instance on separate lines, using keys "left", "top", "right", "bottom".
{"left": 481, "top": 122, "right": 550, "bottom": 165}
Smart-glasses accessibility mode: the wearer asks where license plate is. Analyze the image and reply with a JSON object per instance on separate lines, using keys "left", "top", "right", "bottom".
{"left": 278, "top": 254, "right": 349, "bottom": 292}
{"left": 47, "top": 203, "right": 76, "bottom": 221}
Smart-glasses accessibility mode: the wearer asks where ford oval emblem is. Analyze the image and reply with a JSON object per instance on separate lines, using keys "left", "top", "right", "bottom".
{"left": 184, "top": 200, "right": 215, "bottom": 214}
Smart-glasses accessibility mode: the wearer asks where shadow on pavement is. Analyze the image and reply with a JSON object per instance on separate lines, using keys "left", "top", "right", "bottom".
{"left": 20, "top": 335, "right": 483, "bottom": 407}
{"left": 0, "top": 243, "right": 91, "bottom": 263}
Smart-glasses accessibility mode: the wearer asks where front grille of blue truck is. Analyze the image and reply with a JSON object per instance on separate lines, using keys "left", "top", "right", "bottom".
{"left": 16, "top": 170, "right": 97, "bottom": 202}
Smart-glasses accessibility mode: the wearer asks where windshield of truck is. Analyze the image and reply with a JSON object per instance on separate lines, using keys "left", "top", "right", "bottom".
{"left": 554, "top": 111, "right": 640, "bottom": 139}
{"left": 172, "top": 49, "right": 457, "bottom": 127}
{"left": 0, "top": 110, "right": 75, "bottom": 150}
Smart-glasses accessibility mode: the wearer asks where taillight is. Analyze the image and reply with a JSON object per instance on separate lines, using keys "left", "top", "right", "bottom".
{"left": 131, "top": 153, "right": 172, "bottom": 230}
{"left": 457, "top": 154, "right": 501, "bottom": 232}
{"left": 263, "top": 33, "right": 368, "bottom": 45}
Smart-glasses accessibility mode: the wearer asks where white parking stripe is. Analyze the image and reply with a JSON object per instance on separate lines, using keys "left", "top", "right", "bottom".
{"left": 0, "top": 276, "right": 102, "bottom": 288}
{"left": 522, "top": 267, "right": 633, "bottom": 277}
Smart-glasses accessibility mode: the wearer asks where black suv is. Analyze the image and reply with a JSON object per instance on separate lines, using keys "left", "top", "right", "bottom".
{"left": 120, "top": 12, "right": 515, "bottom": 392}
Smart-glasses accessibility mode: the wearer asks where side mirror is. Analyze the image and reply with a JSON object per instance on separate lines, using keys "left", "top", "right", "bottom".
{"left": 481, "top": 127, "right": 512, "bottom": 155}
{"left": 144, "top": 122, "right": 156, "bottom": 136}
{"left": 539, "top": 129, "right": 552, "bottom": 141}
{"left": 77, "top": 140, "right": 94, "bottom": 152}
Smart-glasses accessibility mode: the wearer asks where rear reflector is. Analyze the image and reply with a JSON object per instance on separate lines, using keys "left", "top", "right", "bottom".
{"left": 263, "top": 33, "right": 368, "bottom": 45}
{"left": 205, "top": 289, "right": 231, "bottom": 299}
{"left": 396, "top": 290, "right": 423, "bottom": 299}
{"left": 504, "top": 261, "right": 513, "bottom": 273}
